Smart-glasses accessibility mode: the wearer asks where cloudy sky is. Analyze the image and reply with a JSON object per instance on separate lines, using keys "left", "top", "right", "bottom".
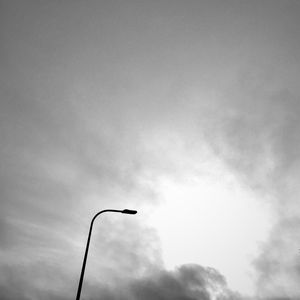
{"left": 1, "top": 1, "right": 300, "bottom": 299}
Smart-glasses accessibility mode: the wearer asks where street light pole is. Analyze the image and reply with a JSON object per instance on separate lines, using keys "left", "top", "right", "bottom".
{"left": 75, "top": 209, "right": 137, "bottom": 300}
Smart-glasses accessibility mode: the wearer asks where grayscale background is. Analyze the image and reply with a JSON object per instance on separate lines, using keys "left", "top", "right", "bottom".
{"left": 1, "top": 1, "right": 300, "bottom": 299}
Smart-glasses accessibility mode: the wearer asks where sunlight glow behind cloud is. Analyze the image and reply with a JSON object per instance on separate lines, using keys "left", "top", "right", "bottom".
{"left": 148, "top": 159, "right": 274, "bottom": 295}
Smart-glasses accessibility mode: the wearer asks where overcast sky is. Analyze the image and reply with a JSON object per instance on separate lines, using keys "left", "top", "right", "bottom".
{"left": 1, "top": 1, "right": 300, "bottom": 300}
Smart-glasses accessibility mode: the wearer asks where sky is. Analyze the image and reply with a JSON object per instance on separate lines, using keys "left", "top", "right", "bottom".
{"left": 1, "top": 1, "right": 300, "bottom": 299}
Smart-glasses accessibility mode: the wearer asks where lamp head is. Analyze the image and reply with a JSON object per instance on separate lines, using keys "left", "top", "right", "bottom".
{"left": 122, "top": 209, "right": 137, "bottom": 215}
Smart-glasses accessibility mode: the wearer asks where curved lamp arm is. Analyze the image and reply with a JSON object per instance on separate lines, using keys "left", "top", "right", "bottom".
{"left": 76, "top": 209, "right": 137, "bottom": 300}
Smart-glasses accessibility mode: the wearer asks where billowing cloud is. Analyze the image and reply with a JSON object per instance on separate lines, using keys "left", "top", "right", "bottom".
{"left": 129, "top": 264, "right": 241, "bottom": 300}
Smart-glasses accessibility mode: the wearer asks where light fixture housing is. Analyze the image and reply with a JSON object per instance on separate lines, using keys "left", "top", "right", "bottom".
{"left": 122, "top": 209, "right": 137, "bottom": 214}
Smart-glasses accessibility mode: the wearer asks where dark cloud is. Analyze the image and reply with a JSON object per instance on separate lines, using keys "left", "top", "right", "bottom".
{"left": 129, "top": 264, "right": 242, "bottom": 300}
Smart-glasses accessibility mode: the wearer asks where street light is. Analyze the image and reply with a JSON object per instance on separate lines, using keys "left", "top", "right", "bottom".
{"left": 75, "top": 209, "right": 137, "bottom": 300}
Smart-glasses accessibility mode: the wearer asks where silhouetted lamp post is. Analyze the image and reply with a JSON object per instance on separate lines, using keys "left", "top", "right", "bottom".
{"left": 76, "top": 209, "right": 137, "bottom": 300}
